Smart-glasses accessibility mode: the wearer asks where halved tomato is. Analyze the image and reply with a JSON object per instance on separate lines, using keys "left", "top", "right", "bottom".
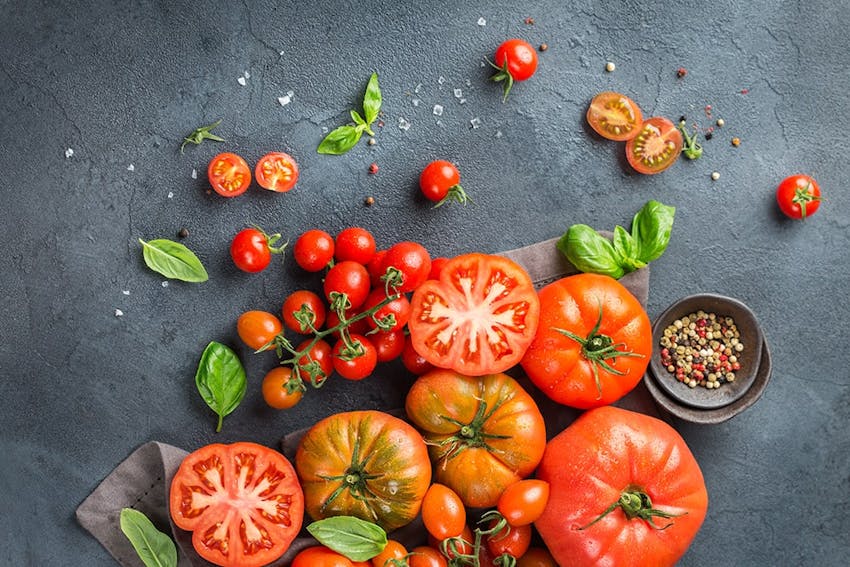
{"left": 408, "top": 253, "right": 539, "bottom": 376}
{"left": 625, "top": 117, "right": 683, "bottom": 174}
{"left": 255, "top": 151, "right": 299, "bottom": 192}
{"left": 169, "top": 442, "right": 304, "bottom": 567}
{"left": 208, "top": 152, "right": 251, "bottom": 197}
{"left": 586, "top": 92, "right": 644, "bottom": 141}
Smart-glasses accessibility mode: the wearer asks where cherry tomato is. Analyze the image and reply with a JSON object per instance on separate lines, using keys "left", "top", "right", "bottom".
{"left": 282, "top": 290, "right": 327, "bottom": 334}
{"left": 207, "top": 152, "right": 251, "bottom": 197}
{"left": 230, "top": 228, "right": 270, "bottom": 273}
{"left": 429, "top": 525, "right": 473, "bottom": 561}
{"left": 409, "top": 547, "right": 448, "bottom": 567}
{"left": 625, "top": 116, "right": 683, "bottom": 174}
{"left": 362, "top": 288, "right": 411, "bottom": 332}
{"left": 237, "top": 310, "right": 282, "bottom": 350}
{"left": 422, "top": 483, "right": 466, "bottom": 541}
{"left": 332, "top": 334, "right": 378, "bottom": 380}
{"left": 261, "top": 366, "right": 303, "bottom": 409}
{"left": 401, "top": 338, "right": 435, "bottom": 375}
{"left": 371, "top": 540, "right": 408, "bottom": 567}
{"left": 335, "top": 227, "right": 377, "bottom": 264}
{"left": 255, "top": 151, "right": 299, "bottom": 192}
{"left": 776, "top": 174, "right": 822, "bottom": 219}
{"left": 382, "top": 241, "right": 431, "bottom": 293}
{"left": 372, "top": 330, "right": 406, "bottom": 362}
{"left": 324, "top": 261, "right": 372, "bottom": 310}
{"left": 491, "top": 39, "right": 538, "bottom": 100}
{"left": 296, "top": 339, "right": 334, "bottom": 384}
{"left": 486, "top": 522, "right": 532, "bottom": 559}
{"left": 516, "top": 548, "right": 557, "bottom": 567}
{"left": 325, "top": 307, "right": 371, "bottom": 339}
{"left": 291, "top": 546, "right": 355, "bottom": 567}
{"left": 497, "top": 479, "right": 550, "bottom": 526}
{"left": 586, "top": 92, "right": 644, "bottom": 141}
{"left": 420, "top": 161, "right": 469, "bottom": 206}
{"left": 428, "top": 257, "right": 449, "bottom": 280}
{"left": 294, "top": 229, "right": 335, "bottom": 272}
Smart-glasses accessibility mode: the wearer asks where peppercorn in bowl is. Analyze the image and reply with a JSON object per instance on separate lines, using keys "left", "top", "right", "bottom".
{"left": 645, "top": 293, "right": 771, "bottom": 424}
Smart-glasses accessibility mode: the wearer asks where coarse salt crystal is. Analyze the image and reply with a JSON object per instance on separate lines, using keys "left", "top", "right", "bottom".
{"left": 167, "top": 191, "right": 174, "bottom": 199}
{"left": 454, "top": 88, "right": 463, "bottom": 98}
{"left": 65, "top": 148, "right": 74, "bottom": 158}
{"left": 438, "top": 76, "right": 446, "bottom": 85}
{"left": 465, "top": 79, "right": 472, "bottom": 87}
{"left": 278, "top": 94, "right": 292, "bottom": 106}
{"left": 161, "top": 281, "right": 169, "bottom": 287}
{"left": 244, "top": 71, "right": 251, "bottom": 79}
{"left": 477, "top": 17, "right": 486, "bottom": 26}
{"left": 114, "top": 308, "right": 124, "bottom": 317}
{"left": 414, "top": 83, "right": 423, "bottom": 93}
{"left": 237, "top": 76, "right": 247, "bottom": 86}
{"left": 127, "top": 164, "right": 135, "bottom": 171}
{"left": 191, "top": 169, "right": 197, "bottom": 179}
{"left": 495, "top": 130, "right": 503, "bottom": 138}
{"left": 122, "top": 290, "right": 130, "bottom": 295}
{"left": 322, "top": 126, "right": 329, "bottom": 133}
{"left": 470, "top": 117, "right": 482, "bottom": 129}
{"left": 412, "top": 98, "right": 420, "bottom": 107}
{"left": 433, "top": 104, "right": 444, "bottom": 116}
{"left": 459, "top": 98, "right": 467, "bottom": 104}
{"left": 398, "top": 117, "right": 411, "bottom": 131}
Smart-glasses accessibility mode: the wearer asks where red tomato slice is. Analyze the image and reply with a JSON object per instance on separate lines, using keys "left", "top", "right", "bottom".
{"left": 255, "top": 152, "right": 299, "bottom": 192}
{"left": 408, "top": 253, "right": 539, "bottom": 376}
{"left": 586, "top": 92, "right": 644, "bottom": 141}
{"left": 208, "top": 152, "right": 251, "bottom": 197}
{"left": 625, "top": 117, "right": 683, "bottom": 174}
{"left": 169, "top": 442, "right": 304, "bottom": 567}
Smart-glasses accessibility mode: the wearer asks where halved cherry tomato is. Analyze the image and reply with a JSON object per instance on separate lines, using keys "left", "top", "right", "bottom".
{"left": 408, "top": 253, "right": 540, "bottom": 376}
{"left": 262, "top": 367, "right": 303, "bottom": 409}
{"left": 335, "top": 227, "right": 377, "bottom": 264}
{"left": 776, "top": 174, "right": 822, "bottom": 219}
{"left": 409, "top": 546, "right": 448, "bottom": 567}
{"left": 497, "top": 479, "right": 550, "bottom": 526}
{"left": 291, "top": 546, "right": 355, "bottom": 567}
{"left": 625, "top": 116, "right": 683, "bottom": 174}
{"left": 208, "top": 152, "right": 251, "bottom": 197}
{"left": 237, "top": 310, "right": 282, "bottom": 350}
{"left": 324, "top": 261, "right": 371, "bottom": 310}
{"left": 169, "top": 442, "right": 304, "bottom": 566}
{"left": 371, "top": 540, "right": 408, "bottom": 567}
{"left": 255, "top": 151, "right": 299, "bottom": 192}
{"left": 429, "top": 525, "right": 473, "bottom": 561}
{"left": 282, "top": 290, "right": 327, "bottom": 334}
{"left": 294, "top": 229, "right": 335, "bottom": 272}
{"left": 586, "top": 92, "right": 644, "bottom": 141}
{"left": 332, "top": 334, "right": 378, "bottom": 380}
{"left": 486, "top": 522, "right": 532, "bottom": 559}
{"left": 422, "top": 483, "right": 466, "bottom": 540}
{"left": 295, "top": 339, "right": 334, "bottom": 384}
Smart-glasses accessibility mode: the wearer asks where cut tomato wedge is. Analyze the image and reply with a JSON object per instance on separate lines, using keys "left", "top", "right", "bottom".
{"left": 408, "top": 253, "right": 539, "bottom": 376}
{"left": 208, "top": 152, "right": 251, "bottom": 197}
{"left": 586, "top": 92, "right": 644, "bottom": 141}
{"left": 255, "top": 152, "right": 299, "bottom": 192}
{"left": 169, "top": 442, "right": 304, "bottom": 567}
{"left": 625, "top": 116, "right": 683, "bottom": 174}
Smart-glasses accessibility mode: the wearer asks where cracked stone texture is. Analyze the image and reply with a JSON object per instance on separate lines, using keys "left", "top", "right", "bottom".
{"left": 1, "top": 0, "right": 849, "bottom": 565}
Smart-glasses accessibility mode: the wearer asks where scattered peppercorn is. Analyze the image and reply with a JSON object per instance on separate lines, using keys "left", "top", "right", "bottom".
{"left": 524, "top": 16, "right": 535, "bottom": 24}
{"left": 659, "top": 311, "right": 744, "bottom": 389}
{"left": 740, "top": 88, "right": 749, "bottom": 94}
{"left": 605, "top": 61, "right": 616, "bottom": 72}
{"left": 731, "top": 137, "right": 741, "bottom": 147}
{"left": 178, "top": 227, "right": 189, "bottom": 238}
{"left": 711, "top": 171, "right": 720, "bottom": 181}
{"left": 368, "top": 163, "right": 379, "bottom": 174}
{"left": 377, "top": 121, "right": 385, "bottom": 128}
{"left": 704, "top": 132, "right": 713, "bottom": 140}
{"left": 368, "top": 137, "right": 376, "bottom": 146}
{"left": 539, "top": 43, "right": 548, "bottom": 52}
{"left": 364, "top": 196, "right": 375, "bottom": 206}
{"left": 676, "top": 67, "right": 687, "bottom": 78}
{"left": 716, "top": 118, "right": 725, "bottom": 127}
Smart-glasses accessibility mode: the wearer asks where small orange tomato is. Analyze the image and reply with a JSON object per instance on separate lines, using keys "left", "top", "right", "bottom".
{"left": 422, "top": 483, "right": 466, "bottom": 540}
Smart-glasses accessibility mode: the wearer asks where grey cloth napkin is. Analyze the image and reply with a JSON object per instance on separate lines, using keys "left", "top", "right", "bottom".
{"left": 77, "top": 235, "right": 656, "bottom": 567}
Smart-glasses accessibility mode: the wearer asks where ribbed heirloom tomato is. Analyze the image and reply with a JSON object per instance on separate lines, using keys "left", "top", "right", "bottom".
{"left": 521, "top": 273, "right": 652, "bottom": 409}
{"left": 535, "top": 406, "right": 708, "bottom": 567}
{"left": 405, "top": 370, "right": 546, "bottom": 508}
{"left": 169, "top": 442, "right": 304, "bottom": 567}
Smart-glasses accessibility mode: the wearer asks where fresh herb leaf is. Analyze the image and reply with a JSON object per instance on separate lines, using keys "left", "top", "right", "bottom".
{"left": 362, "top": 72, "right": 382, "bottom": 125}
{"left": 557, "top": 224, "right": 625, "bottom": 279}
{"left": 351, "top": 110, "right": 366, "bottom": 126}
{"left": 612, "top": 225, "right": 646, "bottom": 272}
{"left": 119, "top": 508, "right": 177, "bottom": 567}
{"left": 139, "top": 239, "right": 208, "bottom": 283}
{"left": 306, "top": 516, "right": 387, "bottom": 562}
{"left": 195, "top": 342, "right": 247, "bottom": 432}
{"left": 180, "top": 119, "right": 225, "bottom": 154}
{"left": 318, "top": 125, "right": 363, "bottom": 155}
{"left": 632, "top": 200, "right": 676, "bottom": 263}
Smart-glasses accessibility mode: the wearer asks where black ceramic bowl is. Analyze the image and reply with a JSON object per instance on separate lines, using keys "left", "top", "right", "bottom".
{"left": 645, "top": 293, "right": 771, "bottom": 424}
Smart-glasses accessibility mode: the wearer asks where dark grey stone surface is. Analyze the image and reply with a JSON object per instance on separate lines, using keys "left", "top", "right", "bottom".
{"left": 2, "top": 0, "right": 849, "bottom": 565}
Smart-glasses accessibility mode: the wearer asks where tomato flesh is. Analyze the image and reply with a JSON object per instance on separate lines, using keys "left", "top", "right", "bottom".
{"left": 255, "top": 152, "right": 299, "bottom": 192}
{"left": 208, "top": 152, "right": 251, "bottom": 197}
{"left": 587, "top": 92, "right": 644, "bottom": 141}
{"left": 625, "top": 117, "right": 683, "bottom": 174}
{"left": 408, "top": 253, "right": 539, "bottom": 376}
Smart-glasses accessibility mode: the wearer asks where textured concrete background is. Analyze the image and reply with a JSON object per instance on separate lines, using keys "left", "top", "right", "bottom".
{"left": 2, "top": 0, "right": 849, "bottom": 564}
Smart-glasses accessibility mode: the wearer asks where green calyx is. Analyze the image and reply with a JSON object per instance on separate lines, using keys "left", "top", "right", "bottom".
{"left": 319, "top": 437, "right": 381, "bottom": 511}
{"left": 438, "top": 395, "right": 510, "bottom": 460}
{"left": 487, "top": 58, "right": 515, "bottom": 102}
{"left": 677, "top": 120, "right": 703, "bottom": 160}
{"left": 793, "top": 183, "right": 821, "bottom": 219}
{"left": 434, "top": 184, "right": 471, "bottom": 208}
{"left": 580, "top": 488, "right": 683, "bottom": 530}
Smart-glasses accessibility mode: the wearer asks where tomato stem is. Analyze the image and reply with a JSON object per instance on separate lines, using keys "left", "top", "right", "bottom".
{"left": 434, "top": 184, "right": 471, "bottom": 208}
{"left": 677, "top": 120, "right": 703, "bottom": 160}
{"left": 794, "top": 182, "right": 821, "bottom": 219}
{"left": 487, "top": 58, "right": 515, "bottom": 103}
{"left": 579, "top": 488, "right": 683, "bottom": 530}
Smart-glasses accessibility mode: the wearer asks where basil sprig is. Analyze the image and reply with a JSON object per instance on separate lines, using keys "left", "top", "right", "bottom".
{"left": 306, "top": 516, "right": 388, "bottom": 561}
{"left": 139, "top": 239, "right": 208, "bottom": 283}
{"left": 119, "top": 508, "right": 177, "bottom": 567}
{"left": 318, "top": 73, "right": 382, "bottom": 155}
{"left": 195, "top": 342, "right": 247, "bottom": 432}
{"left": 558, "top": 200, "right": 675, "bottom": 279}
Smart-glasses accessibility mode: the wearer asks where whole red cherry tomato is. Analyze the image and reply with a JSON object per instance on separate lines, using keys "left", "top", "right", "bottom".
{"left": 294, "top": 229, "right": 335, "bottom": 272}
{"left": 362, "top": 288, "right": 410, "bottom": 332}
{"left": 282, "top": 290, "right": 327, "bottom": 334}
{"left": 367, "top": 249, "right": 389, "bottom": 287}
{"left": 409, "top": 546, "right": 448, "bottom": 567}
{"left": 230, "top": 227, "right": 286, "bottom": 273}
{"left": 381, "top": 241, "right": 431, "bottom": 293}
{"left": 332, "top": 334, "right": 378, "bottom": 380}
{"left": 371, "top": 330, "right": 406, "bottom": 362}
{"left": 291, "top": 546, "right": 355, "bottom": 567}
{"left": 401, "top": 338, "right": 434, "bottom": 375}
{"left": 486, "top": 522, "right": 532, "bottom": 559}
{"left": 208, "top": 152, "right": 251, "bottom": 197}
{"left": 324, "top": 261, "right": 371, "bottom": 310}
{"left": 776, "top": 174, "right": 822, "bottom": 219}
{"left": 420, "top": 160, "right": 469, "bottom": 207}
{"left": 490, "top": 39, "right": 538, "bottom": 101}
{"left": 255, "top": 151, "right": 299, "bottom": 192}
{"left": 295, "top": 339, "right": 334, "bottom": 384}
{"left": 335, "top": 227, "right": 377, "bottom": 264}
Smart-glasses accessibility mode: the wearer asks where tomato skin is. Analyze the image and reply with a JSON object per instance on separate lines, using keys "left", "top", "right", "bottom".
{"left": 371, "top": 540, "right": 408, "bottom": 567}
{"left": 406, "top": 370, "right": 546, "bottom": 508}
{"left": 495, "top": 39, "right": 538, "bottom": 81}
{"left": 587, "top": 91, "right": 644, "bottom": 141}
{"left": 237, "top": 310, "right": 282, "bottom": 350}
{"left": 363, "top": 288, "right": 411, "bottom": 332}
{"left": 776, "top": 174, "right": 822, "bottom": 219}
{"left": 324, "top": 261, "right": 372, "bottom": 310}
{"left": 419, "top": 161, "right": 468, "bottom": 206}
{"left": 367, "top": 249, "right": 389, "bottom": 287}
{"left": 262, "top": 366, "right": 303, "bottom": 409}
{"left": 208, "top": 152, "right": 251, "bottom": 197}
{"left": 625, "top": 116, "right": 683, "bottom": 174}
{"left": 294, "top": 229, "right": 335, "bottom": 272}
{"left": 169, "top": 442, "right": 304, "bottom": 567}
{"left": 295, "top": 339, "right": 334, "bottom": 384}
{"left": 382, "top": 241, "right": 432, "bottom": 293}
{"left": 497, "top": 479, "right": 550, "bottom": 526}
{"left": 422, "top": 483, "right": 466, "bottom": 540}
{"left": 536, "top": 406, "right": 708, "bottom": 567}
{"left": 408, "top": 253, "right": 540, "bottom": 376}
{"left": 295, "top": 410, "right": 432, "bottom": 531}
{"left": 401, "top": 337, "right": 435, "bottom": 375}
{"left": 255, "top": 151, "right": 299, "bottom": 192}
{"left": 486, "top": 522, "right": 532, "bottom": 559}
{"left": 282, "top": 290, "right": 327, "bottom": 334}
{"left": 332, "top": 334, "right": 378, "bottom": 380}
{"left": 409, "top": 546, "right": 448, "bottom": 567}
{"left": 335, "top": 227, "right": 377, "bottom": 264}
{"left": 372, "top": 329, "right": 406, "bottom": 362}
{"left": 230, "top": 228, "right": 272, "bottom": 272}
{"left": 520, "top": 273, "right": 652, "bottom": 409}
{"left": 516, "top": 548, "right": 557, "bottom": 567}
{"left": 429, "top": 525, "right": 474, "bottom": 560}
{"left": 428, "top": 257, "right": 449, "bottom": 280}
{"left": 291, "top": 546, "right": 355, "bottom": 567}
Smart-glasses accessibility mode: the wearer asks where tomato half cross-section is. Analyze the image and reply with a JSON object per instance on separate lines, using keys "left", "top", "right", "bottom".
{"left": 169, "top": 442, "right": 305, "bottom": 567}
{"left": 408, "top": 253, "right": 540, "bottom": 376}
{"left": 208, "top": 152, "right": 251, "bottom": 197}
{"left": 625, "top": 117, "right": 683, "bottom": 174}
{"left": 586, "top": 91, "right": 644, "bottom": 141}
{"left": 535, "top": 406, "right": 708, "bottom": 567}
{"left": 255, "top": 151, "right": 299, "bottom": 192}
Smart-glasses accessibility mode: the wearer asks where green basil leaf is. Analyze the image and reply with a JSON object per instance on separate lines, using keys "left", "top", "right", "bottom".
{"left": 306, "top": 516, "right": 387, "bottom": 561}
{"left": 194, "top": 342, "right": 246, "bottom": 432}
{"left": 557, "top": 224, "right": 625, "bottom": 279}
{"left": 139, "top": 239, "right": 208, "bottom": 283}
{"left": 119, "top": 508, "right": 177, "bottom": 567}
{"left": 350, "top": 109, "right": 366, "bottom": 126}
{"left": 318, "top": 125, "right": 363, "bottom": 155}
{"left": 612, "top": 225, "right": 635, "bottom": 261}
{"left": 631, "top": 200, "right": 676, "bottom": 263}
{"left": 362, "top": 72, "right": 381, "bottom": 125}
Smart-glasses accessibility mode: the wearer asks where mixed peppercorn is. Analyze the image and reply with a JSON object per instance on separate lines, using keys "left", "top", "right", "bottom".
{"left": 659, "top": 310, "right": 743, "bottom": 389}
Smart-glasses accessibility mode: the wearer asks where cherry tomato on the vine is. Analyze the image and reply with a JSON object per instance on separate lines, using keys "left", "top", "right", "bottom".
{"left": 382, "top": 241, "right": 431, "bottom": 293}
{"left": 294, "top": 229, "right": 335, "bottom": 272}
{"left": 237, "top": 310, "right": 282, "bottom": 350}
{"left": 486, "top": 522, "right": 532, "bottom": 559}
{"left": 625, "top": 116, "right": 683, "bottom": 174}
{"left": 420, "top": 161, "right": 469, "bottom": 207}
{"left": 367, "top": 249, "right": 389, "bottom": 287}
{"left": 335, "top": 227, "right": 377, "bottom": 264}
{"left": 371, "top": 540, "right": 408, "bottom": 567}
{"left": 401, "top": 338, "right": 434, "bottom": 375}
{"left": 516, "top": 548, "right": 558, "bottom": 567}
{"left": 429, "top": 525, "right": 473, "bottom": 561}
{"left": 363, "top": 288, "right": 411, "bottom": 332}
{"left": 497, "top": 479, "right": 550, "bottom": 526}
{"left": 255, "top": 151, "right": 299, "bottom": 192}
{"left": 587, "top": 92, "right": 644, "bottom": 141}
{"left": 372, "top": 330, "right": 406, "bottom": 363}
{"left": 261, "top": 367, "right": 303, "bottom": 409}
{"left": 296, "top": 338, "right": 334, "bottom": 384}
{"left": 282, "top": 290, "right": 327, "bottom": 334}
{"left": 325, "top": 307, "right": 370, "bottom": 339}
{"left": 777, "top": 174, "right": 822, "bottom": 219}
{"left": 422, "top": 483, "right": 466, "bottom": 541}
{"left": 208, "top": 152, "right": 251, "bottom": 197}
{"left": 490, "top": 39, "right": 538, "bottom": 101}
{"left": 409, "top": 547, "right": 448, "bottom": 567}
{"left": 332, "top": 334, "right": 378, "bottom": 380}
{"left": 324, "top": 260, "right": 371, "bottom": 310}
